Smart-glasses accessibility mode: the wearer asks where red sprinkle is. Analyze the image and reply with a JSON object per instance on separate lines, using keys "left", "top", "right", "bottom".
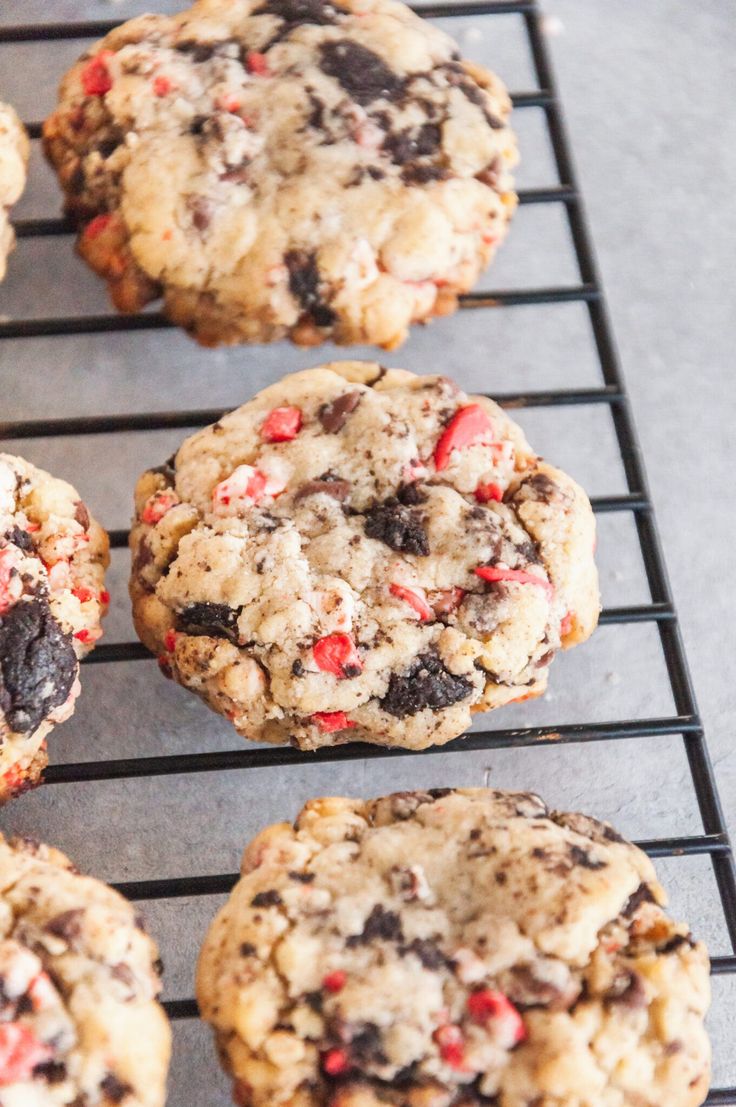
{"left": 141, "top": 489, "right": 179, "bottom": 526}
{"left": 389, "top": 583, "right": 433, "bottom": 621}
{"left": 433, "top": 1024, "right": 466, "bottom": 1070}
{"left": 434, "top": 405, "right": 494, "bottom": 472}
{"left": 311, "top": 711, "right": 355, "bottom": 733}
{"left": 81, "top": 51, "right": 114, "bottom": 97}
{"left": 475, "top": 565, "right": 553, "bottom": 598}
{"left": 246, "top": 52, "right": 270, "bottom": 76}
{"left": 72, "top": 586, "right": 94, "bottom": 603}
{"left": 475, "top": 482, "right": 503, "bottom": 503}
{"left": 322, "top": 1048, "right": 351, "bottom": 1076}
{"left": 322, "top": 971, "right": 347, "bottom": 993}
{"left": 84, "top": 213, "right": 114, "bottom": 239}
{"left": 153, "top": 75, "right": 173, "bottom": 97}
{"left": 0, "top": 1023, "right": 52, "bottom": 1085}
{"left": 99, "top": 589, "right": 111, "bottom": 606}
{"left": 164, "top": 629, "right": 178, "bottom": 653}
{"left": 313, "top": 634, "right": 362, "bottom": 679}
{"left": 467, "top": 989, "right": 526, "bottom": 1043}
{"left": 74, "top": 628, "right": 100, "bottom": 644}
{"left": 260, "top": 406, "right": 303, "bottom": 443}
{"left": 560, "top": 611, "right": 574, "bottom": 637}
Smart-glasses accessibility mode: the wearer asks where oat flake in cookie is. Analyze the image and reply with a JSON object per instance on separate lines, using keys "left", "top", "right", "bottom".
{"left": 0, "top": 102, "right": 29, "bottom": 282}
{"left": 42, "top": 0, "right": 517, "bottom": 349}
{"left": 0, "top": 834, "right": 170, "bottom": 1105}
{"left": 197, "top": 788, "right": 711, "bottom": 1107}
{"left": 129, "top": 363, "right": 599, "bottom": 751}
{"left": 0, "top": 454, "right": 109, "bottom": 801}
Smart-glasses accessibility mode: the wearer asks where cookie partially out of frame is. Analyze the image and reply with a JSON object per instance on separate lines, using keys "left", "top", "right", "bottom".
{"left": 130, "top": 363, "right": 598, "bottom": 751}
{"left": 0, "top": 102, "right": 29, "bottom": 282}
{"left": 0, "top": 454, "right": 109, "bottom": 801}
{"left": 197, "top": 788, "right": 711, "bottom": 1107}
{"left": 42, "top": 0, "right": 517, "bottom": 349}
{"left": 0, "top": 833, "right": 170, "bottom": 1105}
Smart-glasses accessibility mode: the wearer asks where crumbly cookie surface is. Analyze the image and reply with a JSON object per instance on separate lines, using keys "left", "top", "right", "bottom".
{"left": 0, "top": 454, "right": 109, "bottom": 801}
{"left": 197, "top": 788, "right": 711, "bottom": 1107}
{"left": 0, "top": 102, "right": 29, "bottom": 282}
{"left": 42, "top": 0, "right": 517, "bottom": 349}
{"left": 0, "top": 833, "right": 170, "bottom": 1105}
{"left": 130, "top": 363, "right": 598, "bottom": 750}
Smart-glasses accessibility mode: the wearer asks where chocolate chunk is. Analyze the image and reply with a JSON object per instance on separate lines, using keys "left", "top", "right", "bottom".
{"left": 250, "top": 890, "right": 283, "bottom": 908}
{"left": 383, "top": 123, "right": 441, "bottom": 165}
{"left": 606, "top": 970, "right": 647, "bottom": 1009}
{"left": 381, "top": 652, "right": 473, "bottom": 718}
{"left": 318, "top": 392, "right": 362, "bottom": 433}
{"left": 110, "top": 962, "right": 136, "bottom": 989}
{"left": 257, "top": 0, "right": 339, "bottom": 32}
{"left": 364, "top": 499, "right": 429, "bottom": 556}
{"left": 658, "top": 933, "right": 695, "bottom": 955}
{"left": 175, "top": 41, "right": 220, "bottom": 62}
{"left": 404, "top": 938, "right": 449, "bottom": 970}
{"left": 319, "top": 41, "right": 403, "bottom": 106}
{"left": 402, "top": 163, "right": 449, "bottom": 185}
{"left": 101, "top": 1074, "right": 134, "bottom": 1103}
{"left": 396, "top": 482, "right": 427, "bottom": 506}
{"left": 569, "top": 845, "right": 606, "bottom": 871}
{"left": 507, "top": 965, "right": 579, "bottom": 1011}
{"left": 34, "top": 1060, "right": 67, "bottom": 1083}
{"left": 187, "top": 195, "right": 214, "bottom": 232}
{"left": 601, "top": 824, "right": 627, "bottom": 845}
{"left": 347, "top": 904, "right": 403, "bottom": 946}
{"left": 453, "top": 74, "right": 504, "bottom": 129}
{"left": 175, "top": 602, "right": 241, "bottom": 644}
{"left": 521, "top": 473, "right": 562, "bottom": 503}
{"left": 622, "top": 883, "right": 656, "bottom": 918}
{"left": 74, "top": 501, "right": 90, "bottom": 530}
{"left": 132, "top": 538, "right": 154, "bottom": 576}
{"left": 294, "top": 478, "right": 352, "bottom": 501}
{"left": 288, "top": 870, "right": 315, "bottom": 883}
{"left": 292, "top": 658, "right": 305, "bottom": 676}
{"left": 45, "top": 908, "right": 84, "bottom": 943}
{"left": 349, "top": 1023, "right": 388, "bottom": 1065}
{"left": 285, "top": 250, "right": 336, "bottom": 327}
{"left": 475, "top": 153, "right": 502, "bottom": 188}
{"left": 0, "top": 597, "right": 77, "bottom": 736}
{"left": 4, "top": 526, "right": 33, "bottom": 552}
{"left": 240, "top": 942, "right": 257, "bottom": 956}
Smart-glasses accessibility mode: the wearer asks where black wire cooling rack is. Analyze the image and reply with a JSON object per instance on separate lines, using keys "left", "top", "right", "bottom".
{"left": 1, "top": 1, "right": 735, "bottom": 1102}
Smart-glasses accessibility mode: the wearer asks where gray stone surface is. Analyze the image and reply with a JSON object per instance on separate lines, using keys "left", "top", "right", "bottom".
{"left": 0, "top": 1, "right": 733, "bottom": 1099}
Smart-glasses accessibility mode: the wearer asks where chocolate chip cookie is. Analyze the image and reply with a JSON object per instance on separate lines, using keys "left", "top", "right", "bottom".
{"left": 42, "top": 0, "right": 517, "bottom": 349}
{"left": 197, "top": 788, "right": 711, "bottom": 1107}
{"left": 0, "top": 454, "right": 109, "bottom": 801}
{"left": 0, "top": 833, "right": 170, "bottom": 1105}
{"left": 0, "top": 102, "right": 29, "bottom": 282}
{"left": 129, "top": 363, "right": 599, "bottom": 750}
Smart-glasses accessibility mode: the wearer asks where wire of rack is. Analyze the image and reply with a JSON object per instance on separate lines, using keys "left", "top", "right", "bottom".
{"left": 0, "top": 1, "right": 734, "bottom": 1102}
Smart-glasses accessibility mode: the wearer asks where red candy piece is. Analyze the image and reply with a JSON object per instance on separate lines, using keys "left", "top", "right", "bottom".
{"left": 246, "top": 52, "right": 270, "bottom": 76}
{"left": 141, "top": 489, "right": 179, "bottom": 526}
{"left": 81, "top": 51, "right": 114, "bottom": 97}
{"left": 322, "top": 971, "right": 347, "bottom": 993}
{"left": 74, "top": 627, "right": 101, "bottom": 644}
{"left": 260, "top": 406, "right": 303, "bottom": 443}
{"left": 434, "top": 405, "right": 494, "bottom": 472}
{"left": 389, "top": 583, "right": 433, "bottom": 621}
{"left": 164, "top": 629, "right": 178, "bottom": 653}
{"left": 475, "top": 482, "right": 503, "bottom": 503}
{"left": 153, "top": 75, "right": 172, "bottom": 96}
{"left": 313, "top": 634, "right": 362, "bottom": 678}
{"left": 311, "top": 711, "right": 355, "bottom": 733}
{"left": 72, "top": 586, "right": 94, "bottom": 603}
{"left": 467, "top": 989, "right": 526, "bottom": 1044}
{"left": 322, "top": 1048, "right": 350, "bottom": 1076}
{"left": 0, "top": 1023, "right": 52, "bottom": 1085}
{"left": 560, "top": 611, "right": 574, "bottom": 638}
{"left": 475, "top": 566, "right": 553, "bottom": 598}
{"left": 84, "top": 213, "right": 113, "bottom": 239}
{"left": 212, "top": 465, "right": 285, "bottom": 509}
{"left": 433, "top": 1025, "right": 467, "bottom": 1070}
{"left": 100, "top": 590, "right": 111, "bottom": 606}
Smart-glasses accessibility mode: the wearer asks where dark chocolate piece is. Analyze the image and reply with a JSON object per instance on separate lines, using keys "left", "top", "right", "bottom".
{"left": 175, "top": 602, "right": 241, "bottom": 644}
{"left": 380, "top": 652, "right": 473, "bottom": 717}
{"left": 0, "top": 597, "right": 77, "bottom": 736}
{"left": 364, "top": 499, "right": 429, "bottom": 556}
{"left": 319, "top": 40, "right": 404, "bottom": 106}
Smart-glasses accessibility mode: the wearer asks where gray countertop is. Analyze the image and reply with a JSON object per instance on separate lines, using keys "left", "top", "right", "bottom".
{"left": 0, "top": 1, "right": 733, "bottom": 1099}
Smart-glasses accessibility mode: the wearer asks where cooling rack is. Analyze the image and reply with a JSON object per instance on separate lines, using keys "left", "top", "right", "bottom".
{"left": 0, "top": 1, "right": 734, "bottom": 1103}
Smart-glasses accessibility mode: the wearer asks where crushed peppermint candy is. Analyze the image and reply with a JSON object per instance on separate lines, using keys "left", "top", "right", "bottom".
{"left": 260, "top": 406, "right": 302, "bottom": 443}
{"left": 475, "top": 565, "right": 553, "bottom": 598}
{"left": 311, "top": 711, "right": 355, "bottom": 733}
{"left": 141, "top": 489, "right": 179, "bottom": 526}
{"left": 389, "top": 582, "right": 433, "bottom": 621}
{"left": 434, "top": 405, "right": 494, "bottom": 471}
{"left": 312, "top": 634, "right": 362, "bottom": 678}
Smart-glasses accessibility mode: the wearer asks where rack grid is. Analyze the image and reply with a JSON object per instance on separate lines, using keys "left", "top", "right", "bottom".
{"left": 0, "top": 2, "right": 734, "bottom": 1103}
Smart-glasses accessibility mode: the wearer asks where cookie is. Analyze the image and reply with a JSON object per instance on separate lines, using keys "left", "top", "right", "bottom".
{"left": 42, "top": 0, "right": 517, "bottom": 349}
{"left": 0, "top": 102, "right": 29, "bottom": 282}
{"left": 130, "top": 362, "right": 599, "bottom": 751}
{"left": 0, "top": 454, "right": 109, "bottom": 801}
{"left": 0, "top": 833, "right": 170, "bottom": 1105}
{"left": 197, "top": 788, "right": 711, "bottom": 1107}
